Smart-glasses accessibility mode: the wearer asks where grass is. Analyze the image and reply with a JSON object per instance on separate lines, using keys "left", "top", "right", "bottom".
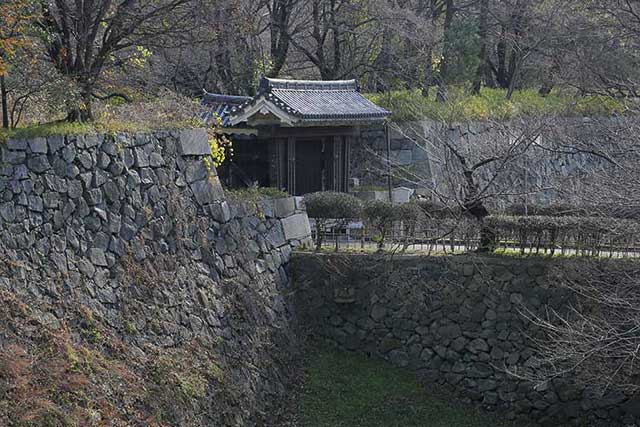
{"left": 0, "top": 87, "right": 630, "bottom": 144}
{"left": 299, "top": 347, "right": 523, "bottom": 427}
{"left": 366, "top": 87, "right": 633, "bottom": 122}
{"left": 0, "top": 122, "right": 95, "bottom": 143}
{"left": 0, "top": 118, "right": 202, "bottom": 144}
{"left": 226, "top": 186, "right": 290, "bottom": 201}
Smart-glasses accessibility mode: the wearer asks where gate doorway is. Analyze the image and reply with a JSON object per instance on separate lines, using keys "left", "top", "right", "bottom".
{"left": 294, "top": 139, "right": 334, "bottom": 195}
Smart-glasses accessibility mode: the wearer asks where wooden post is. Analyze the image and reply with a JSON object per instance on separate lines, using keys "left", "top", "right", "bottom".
{"left": 385, "top": 121, "right": 392, "bottom": 202}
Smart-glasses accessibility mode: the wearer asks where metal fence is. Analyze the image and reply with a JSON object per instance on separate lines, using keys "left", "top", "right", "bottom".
{"left": 309, "top": 217, "right": 640, "bottom": 258}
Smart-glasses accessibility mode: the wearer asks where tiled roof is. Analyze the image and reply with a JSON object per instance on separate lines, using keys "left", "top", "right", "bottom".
{"left": 252, "top": 77, "right": 390, "bottom": 121}
{"left": 201, "top": 92, "right": 252, "bottom": 127}
{"left": 201, "top": 77, "right": 390, "bottom": 127}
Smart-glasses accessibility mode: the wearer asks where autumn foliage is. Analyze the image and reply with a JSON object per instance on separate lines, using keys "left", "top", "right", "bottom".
{"left": 0, "top": 0, "right": 35, "bottom": 74}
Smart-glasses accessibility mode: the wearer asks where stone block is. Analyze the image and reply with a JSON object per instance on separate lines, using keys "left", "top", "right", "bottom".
{"left": 210, "top": 201, "right": 231, "bottom": 223}
{"left": 185, "top": 161, "right": 209, "bottom": 183}
{"left": 190, "top": 177, "right": 225, "bottom": 206}
{"left": 134, "top": 147, "right": 150, "bottom": 167}
{"left": 371, "top": 304, "right": 387, "bottom": 321}
{"left": 281, "top": 212, "right": 311, "bottom": 241}
{"left": 273, "top": 197, "right": 295, "bottom": 218}
{"left": 84, "top": 134, "right": 102, "bottom": 148}
{"left": 392, "top": 186, "right": 414, "bottom": 204}
{"left": 7, "top": 139, "right": 27, "bottom": 150}
{"left": 390, "top": 149, "right": 413, "bottom": 166}
{"left": 259, "top": 199, "right": 275, "bottom": 218}
{"left": 28, "top": 156, "right": 51, "bottom": 173}
{"left": 89, "top": 248, "right": 108, "bottom": 267}
{"left": 178, "top": 128, "right": 210, "bottom": 156}
{"left": 47, "top": 135, "right": 65, "bottom": 153}
{"left": 294, "top": 196, "right": 305, "bottom": 210}
{"left": 266, "top": 222, "right": 286, "bottom": 248}
{"left": 28, "top": 138, "right": 48, "bottom": 154}
{"left": 3, "top": 149, "right": 25, "bottom": 164}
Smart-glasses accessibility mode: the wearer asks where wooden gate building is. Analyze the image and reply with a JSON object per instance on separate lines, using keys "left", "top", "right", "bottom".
{"left": 202, "top": 78, "right": 390, "bottom": 195}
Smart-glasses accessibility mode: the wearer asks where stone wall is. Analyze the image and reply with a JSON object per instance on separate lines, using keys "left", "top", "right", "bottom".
{"left": 0, "top": 128, "right": 311, "bottom": 425}
{"left": 350, "top": 124, "right": 387, "bottom": 189}
{"left": 292, "top": 253, "right": 637, "bottom": 426}
{"left": 350, "top": 118, "right": 620, "bottom": 208}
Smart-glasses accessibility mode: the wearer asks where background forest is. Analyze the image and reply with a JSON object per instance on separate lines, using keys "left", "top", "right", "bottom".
{"left": 2, "top": 0, "right": 640, "bottom": 127}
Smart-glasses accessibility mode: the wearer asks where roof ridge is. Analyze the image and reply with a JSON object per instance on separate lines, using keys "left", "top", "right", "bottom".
{"left": 259, "top": 77, "right": 359, "bottom": 92}
{"left": 202, "top": 91, "right": 252, "bottom": 105}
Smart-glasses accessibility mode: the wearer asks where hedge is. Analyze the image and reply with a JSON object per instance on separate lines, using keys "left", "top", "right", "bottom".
{"left": 304, "top": 191, "right": 640, "bottom": 255}
{"left": 305, "top": 192, "right": 362, "bottom": 251}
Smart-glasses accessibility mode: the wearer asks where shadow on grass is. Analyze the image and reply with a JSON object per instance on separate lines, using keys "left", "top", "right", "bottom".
{"left": 298, "top": 346, "right": 528, "bottom": 427}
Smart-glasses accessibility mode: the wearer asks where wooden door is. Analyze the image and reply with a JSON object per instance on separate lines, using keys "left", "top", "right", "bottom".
{"left": 294, "top": 139, "right": 334, "bottom": 195}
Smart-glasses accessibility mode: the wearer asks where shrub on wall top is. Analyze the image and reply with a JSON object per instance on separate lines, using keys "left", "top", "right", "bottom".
{"left": 396, "top": 201, "right": 426, "bottom": 223}
{"left": 504, "top": 203, "right": 640, "bottom": 220}
{"left": 305, "top": 191, "right": 362, "bottom": 251}
{"left": 363, "top": 200, "right": 397, "bottom": 251}
{"left": 305, "top": 192, "right": 363, "bottom": 219}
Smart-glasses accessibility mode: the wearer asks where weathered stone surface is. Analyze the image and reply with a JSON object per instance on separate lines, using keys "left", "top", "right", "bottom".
{"left": 210, "top": 201, "right": 231, "bottom": 223}
{"left": 281, "top": 213, "right": 312, "bottom": 241}
{"left": 89, "top": 248, "right": 108, "bottom": 266}
{"left": 7, "top": 139, "right": 27, "bottom": 150}
{"left": 190, "top": 178, "right": 224, "bottom": 206}
{"left": 48, "top": 135, "right": 65, "bottom": 153}
{"left": 3, "top": 149, "right": 26, "bottom": 164}
{"left": 134, "top": 147, "right": 150, "bottom": 167}
{"left": 467, "top": 338, "right": 489, "bottom": 354}
{"left": 178, "top": 128, "right": 210, "bottom": 156}
{"left": 273, "top": 197, "right": 295, "bottom": 218}
{"left": 370, "top": 304, "right": 387, "bottom": 321}
{"left": 439, "top": 324, "right": 462, "bottom": 340}
{"left": 185, "top": 161, "right": 208, "bottom": 183}
{"left": 28, "top": 138, "right": 48, "bottom": 154}
{"left": 27, "top": 155, "right": 51, "bottom": 173}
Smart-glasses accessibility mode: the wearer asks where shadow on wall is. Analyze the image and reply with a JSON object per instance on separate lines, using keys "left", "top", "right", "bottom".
{"left": 291, "top": 253, "right": 637, "bottom": 426}
{"left": 0, "top": 128, "right": 313, "bottom": 426}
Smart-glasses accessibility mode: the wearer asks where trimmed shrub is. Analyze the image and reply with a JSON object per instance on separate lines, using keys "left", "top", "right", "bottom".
{"left": 504, "top": 203, "right": 589, "bottom": 217}
{"left": 305, "top": 192, "right": 363, "bottom": 251}
{"left": 503, "top": 203, "right": 640, "bottom": 220}
{"left": 305, "top": 191, "right": 363, "bottom": 219}
{"left": 396, "top": 202, "right": 427, "bottom": 251}
{"left": 485, "top": 215, "right": 640, "bottom": 255}
{"left": 363, "top": 200, "right": 398, "bottom": 251}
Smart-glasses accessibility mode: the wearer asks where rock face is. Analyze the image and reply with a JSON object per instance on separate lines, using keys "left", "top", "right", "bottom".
{"left": 0, "top": 129, "right": 312, "bottom": 426}
{"left": 292, "top": 254, "right": 637, "bottom": 426}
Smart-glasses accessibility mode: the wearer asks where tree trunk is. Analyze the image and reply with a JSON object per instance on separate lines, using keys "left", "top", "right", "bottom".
{"left": 330, "top": 0, "right": 341, "bottom": 79}
{"left": 267, "top": 0, "right": 291, "bottom": 78}
{"left": 375, "top": 27, "right": 393, "bottom": 92}
{"left": 421, "top": 1, "right": 439, "bottom": 97}
{"left": 462, "top": 171, "right": 494, "bottom": 252}
{"left": 422, "top": 44, "right": 434, "bottom": 96}
{"left": 494, "top": 26, "right": 509, "bottom": 89}
{"left": 471, "top": 0, "right": 489, "bottom": 95}
{"left": 477, "top": 218, "right": 496, "bottom": 253}
{"left": 68, "top": 83, "right": 93, "bottom": 122}
{"left": 506, "top": 56, "right": 521, "bottom": 100}
{"left": 1, "top": 74, "right": 8, "bottom": 129}
{"left": 436, "top": 0, "right": 455, "bottom": 102}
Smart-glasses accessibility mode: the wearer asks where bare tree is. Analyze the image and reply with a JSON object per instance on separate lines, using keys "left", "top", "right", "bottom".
{"left": 39, "top": 0, "right": 200, "bottom": 121}
{"left": 523, "top": 260, "right": 640, "bottom": 393}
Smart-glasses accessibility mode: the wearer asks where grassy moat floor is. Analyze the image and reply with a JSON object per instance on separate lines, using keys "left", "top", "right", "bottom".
{"left": 297, "top": 347, "right": 523, "bottom": 427}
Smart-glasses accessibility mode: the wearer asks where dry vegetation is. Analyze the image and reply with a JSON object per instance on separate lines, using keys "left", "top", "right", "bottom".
{"left": 0, "top": 264, "right": 227, "bottom": 427}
